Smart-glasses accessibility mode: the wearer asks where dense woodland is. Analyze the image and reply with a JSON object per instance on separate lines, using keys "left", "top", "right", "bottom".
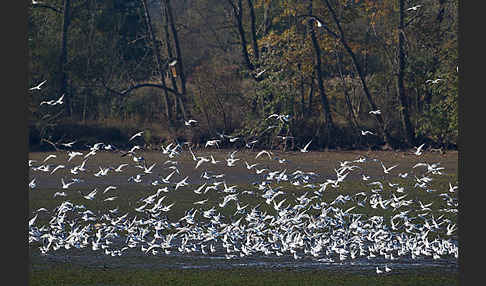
{"left": 28, "top": 0, "right": 458, "bottom": 151}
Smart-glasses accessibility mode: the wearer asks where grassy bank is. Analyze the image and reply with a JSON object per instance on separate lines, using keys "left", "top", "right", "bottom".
{"left": 29, "top": 264, "right": 458, "bottom": 286}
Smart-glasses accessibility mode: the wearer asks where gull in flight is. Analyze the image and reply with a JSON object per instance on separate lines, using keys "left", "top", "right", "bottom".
{"left": 413, "top": 143, "right": 426, "bottom": 156}
{"left": 381, "top": 162, "right": 398, "bottom": 174}
{"left": 184, "top": 119, "right": 198, "bottom": 126}
{"left": 29, "top": 178, "right": 36, "bottom": 189}
{"left": 53, "top": 191, "right": 67, "bottom": 198}
{"left": 104, "top": 196, "right": 118, "bottom": 202}
{"left": 210, "top": 155, "right": 220, "bottom": 164}
{"left": 128, "top": 174, "right": 143, "bottom": 183}
{"left": 426, "top": 78, "right": 444, "bottom": 84}
{"left": 61, "top": 178, "right": 75, "bottom": 189}
{"left": 67, "top": 151, "right": 83, "bottom": 162}
{"left": 143, "top": 162, "right": 156, "bottom": 174}
{"left": 446, "top": 223, "right": 457, "bottom": 236}
{"left": 60, "top": 140, "right": 76, "bottom": 148}
{"left": 245, "top": 140, "right": 258, "bottom": 148}
{"left": 195, "top": 156, "right": 210, "bottom": 169}
{"left": 205, "top": 139, "right": 221, "bottom": 148}
{"left": 398, "top": 172, "right": 408, "bottom": 178}
{"left": 256, "top": 150, "right": 273, "bottom": 159}
{"left": 245, "top": 161, "right": 259, "bottom": 170}
{"left": 175, "top": 176, "right": 189, "bottom": 190}
{"left": 228, "top": 136, "right": 240, "bottom": 143}
{"left": 255, "top": 69, "right": 266, "bottom": 79}
{"left": 255, "top": 167, "right": 268, "bottom": 174}
{"left": 193, "top": 199, "right": 208, "bottom": 205}
{"left": 50, "top": 164, "right": 65, "bottom": 175}
{"left": 407, "top": 5, "right": 422, "bottom": 11}
{"left": 448, "top": 182, "right": 458, "bottom": 193}
{"left": 277, "top": 135, "right": 294, "bottom": 142}
{"left": 369, "top": 109, "right": 381, "bottom": 115}
{"left": 43, "top": 154, "right": 56, "bottom": 162}
{"left": 361, "top": 130, "right": 374, "bottom": 136}
{"left": 83, "top": 189, "right": 98, "bottom": 200}
{"left": 29, "top": 214, "right": 38, "bottom": 227}
{"left": 103, "top": 185, "right": 117, "bottom": 194}
{"left": 114, "top": 163, "right": 128, "bottom": 172}
{"left": 193, "top": 183, "right": 207, "bottom": 194}
{"left": 29, "top": 80, "right": 47, "bottom": 91}
{"left": 267, "top": 113, "right": 290, "bottom": 123}
{"left": 161, "top": 170, "right": 176, "bottom": 184}
{"left": 53, "top": 94, "right": 65, "bottom": 105}
{"left": 310, "top": 17, "right": 323, "bottom": 27}
{"left": 40, "top": 100, "right": 55, "bottom": 106}
{"left": 129, "top": 131, "right": 144, "bottom": 141}
{"left": 300, "top": 140, "right": 312, "bottom": 152}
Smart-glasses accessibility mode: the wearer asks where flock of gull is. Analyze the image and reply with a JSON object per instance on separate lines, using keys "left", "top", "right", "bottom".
{"left": 29, "top": 81, "right": 457, "bottom": 274}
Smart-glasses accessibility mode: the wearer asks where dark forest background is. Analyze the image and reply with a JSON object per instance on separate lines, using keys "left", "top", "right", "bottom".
{"left": 28, "top": 0, "right": 458, "bottom": 151}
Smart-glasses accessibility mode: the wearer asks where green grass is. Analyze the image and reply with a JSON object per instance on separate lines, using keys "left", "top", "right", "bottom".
{"left": 29, "top": 264, "right": 459, "bottom": 286}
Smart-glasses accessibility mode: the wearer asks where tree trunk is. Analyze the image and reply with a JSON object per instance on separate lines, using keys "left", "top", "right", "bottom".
{"left": 247, "top": 0, "right": 259, "bottom": 62}
{"left": 140, "top": 0, "right": 173, "bottom": 126}
{"left": 59, "top": 0, "right": 71, "bottom": 117}
{"left": 227, "top": 0, "right": 255, "bottom": 71}
{"left": 160, "top": 2, "right": 180, "bottom": 121}
{"left": 83, "top": 0, "right": 95, "bottom": 125}
{"left": 322, "top": 0, "right": 393, "bottom": 146}
{"left": 308, "top": 2, "right": 334, "bottom": 143}
{"left": 307, "top": 76, "right": 314, "bottom": 118}
{"left": 298, "top": 63, "right": 305, "bottom": 119}
{"left": 165, "top": 0, "right": 189, "bottom": 120}
{"left": 397, "top": 0, "right": 415, "bottom": 146}
{"left": 336, "top": 50, "right": 359, "bottom": 131}
{"left": 263, "top": 0, "right": 273, "bottom": 35}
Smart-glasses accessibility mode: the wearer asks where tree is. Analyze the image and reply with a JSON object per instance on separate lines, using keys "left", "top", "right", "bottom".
{"left": 396, "top": 0, "right": 415, "bottom": 146}
{"left": 307, "top": 1, "right": 334, "bottom": 146}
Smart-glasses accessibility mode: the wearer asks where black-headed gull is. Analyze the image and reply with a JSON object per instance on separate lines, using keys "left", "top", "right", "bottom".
{"left": 361, "top": 130, "right": 374, "bottom": 136}
{"left": 29, "top": 80, "right": 47, "bottom": 91}
{"left": 129, "top": 131, "right": 144, "bottom": 141}
{"left": 184, "top": 119, "right": 198, "bottom": 126}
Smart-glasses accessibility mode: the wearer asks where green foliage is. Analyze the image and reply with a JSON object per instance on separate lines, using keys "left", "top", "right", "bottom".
{"left": 416, "top": 72, "right": 458, "bottom": 147}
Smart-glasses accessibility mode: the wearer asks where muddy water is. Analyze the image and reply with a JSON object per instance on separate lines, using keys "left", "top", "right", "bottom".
{"left": 29, "top": 150, "right": 459, "bottom": 273}
{"left": 31, "top": 248, "right": 458, "bottom": 273}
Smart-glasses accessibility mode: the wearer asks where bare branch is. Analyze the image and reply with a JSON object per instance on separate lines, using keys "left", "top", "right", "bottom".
{"left": 100, "top": 79, "right": 181, "bottom": 97}
{"left": 31, "top": 3, "right": 62, "bottom": 14}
